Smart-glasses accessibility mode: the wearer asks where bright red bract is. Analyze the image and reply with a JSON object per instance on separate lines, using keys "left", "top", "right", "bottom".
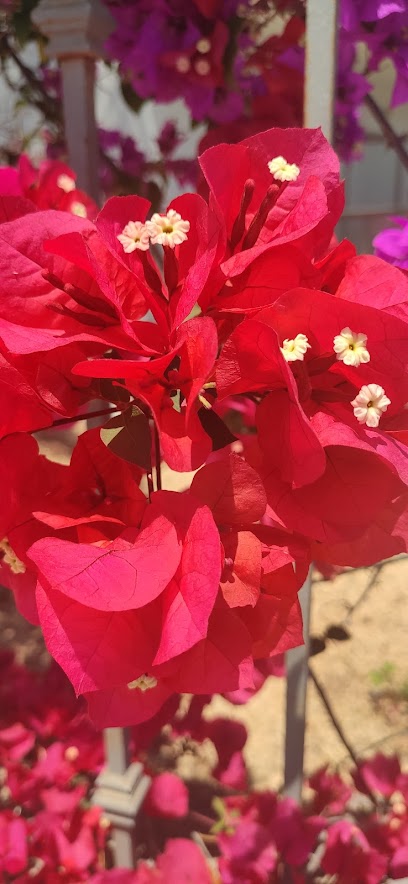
{"left": 1, "top": 128, "right": 408, "bottom": 725}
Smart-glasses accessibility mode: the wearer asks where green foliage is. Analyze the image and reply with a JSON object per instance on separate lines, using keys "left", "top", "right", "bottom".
{"left": 369, "top": 661, "right": 396, "bottom": 687}
{"left": 12, "top": 0, "right": 42, "bottom": 46}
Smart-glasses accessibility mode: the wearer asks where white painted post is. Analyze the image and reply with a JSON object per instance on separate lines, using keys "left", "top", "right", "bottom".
{"left": 92, "top": 729, "right": 151, "bottom": 869}
{"left": 304, "top": 0, "right": 339, "bottom": 141}
{"left": 31, "top": 0, "right": 113, "bottom": 201}
{"left": 283, "top": 569, "right": 312, "bottom": 801}
{"left": 284, "top": 0, "right": 339, "bottom": 805}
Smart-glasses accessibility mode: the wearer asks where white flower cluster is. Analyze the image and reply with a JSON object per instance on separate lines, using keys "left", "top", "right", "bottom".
{"left": 280, "top": 326, "right": 390, "bottom": 427}
{"left": 118, "top": 210, "right": 190, "bottom": 253}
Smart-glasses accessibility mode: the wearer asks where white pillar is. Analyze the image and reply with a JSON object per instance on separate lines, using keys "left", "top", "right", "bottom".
{"left": 284, "top": 0, "right": 339, "bottom": 805}
{"left": 31, "top": 0, "right": 113, "bottom": 201}
{"left": 304, "top": 0, "right": 339, "bottom": 140}
{"left": 92, "top": 729, "right": 151, "bottom": 869}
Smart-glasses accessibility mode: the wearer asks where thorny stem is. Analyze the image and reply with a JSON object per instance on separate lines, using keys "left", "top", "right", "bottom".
{"left": 364, "top": 94, "right": 408, "bottom": 175}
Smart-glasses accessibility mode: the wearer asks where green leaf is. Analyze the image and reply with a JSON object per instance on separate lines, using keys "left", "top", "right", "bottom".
{"left": 100, "top": 407, "right": 151, "bottom": 471}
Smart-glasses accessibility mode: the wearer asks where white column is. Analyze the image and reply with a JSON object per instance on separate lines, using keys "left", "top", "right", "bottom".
{"left": 31, "top": 0, "right": 113, "bottom": 201}
{"left": 92, "top": 729, "right": 151, "bottom": 869}
{"left": 284, "top": 0, "right": 339, "bottom": 805}
{"left": 304, "top": 0, "right": 339, "bottom": 139}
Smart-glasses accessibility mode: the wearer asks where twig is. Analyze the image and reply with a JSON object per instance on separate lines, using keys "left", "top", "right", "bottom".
{"left": 310, "top": 667, "right": 380, "bottom": 806}
{"left": 0, "top": 34, "right": 61, "bottom": 123}
{"left": 364, "top": 93, "right": 408, "bottom": 174}
{"left": 49, "top": 406, "right": 121, "bottom": 428}
{"left": 337, "top": 726, "right": 408, "bottom": 767}
{"left": 147, "top": 472, "right": 154, "bottom": 502}
{"left": 154, "top": 423, "right": 162, "bottom": 492}
{"left": 343, "top": 563, "right": 383, "bottom": 627}
{"left": 309, "top": 667, "right": 360, "bottom": 769}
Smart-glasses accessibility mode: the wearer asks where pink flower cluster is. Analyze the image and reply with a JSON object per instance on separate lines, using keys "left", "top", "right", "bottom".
{"left": 2, "top": 652, "right": 408, "bottom": 882}
{"left": 1, "top": 127, "right": 408, "bottom": 728}
{"left": 100, "top": 0, "right": 408, "bottom": 163}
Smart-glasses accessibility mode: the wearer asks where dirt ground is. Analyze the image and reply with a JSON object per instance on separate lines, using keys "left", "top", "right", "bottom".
{"left": 205, "top": 558, "right": 408, "bottom": 789}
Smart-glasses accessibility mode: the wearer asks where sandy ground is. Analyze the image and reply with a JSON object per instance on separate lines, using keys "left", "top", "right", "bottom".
{"left": 207, "top": 558, "right": 408, "bottom": 789}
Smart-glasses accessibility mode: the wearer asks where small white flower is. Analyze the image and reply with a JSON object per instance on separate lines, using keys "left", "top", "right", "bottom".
{"left": 127, "top": 674, "right": 158, "bottom": 692}
{"left": 194, "top": 58, "right": 211, "bottom": 76}
{"left": 281, "top": 333, "right": 311, "bottom": 362}
{"left": 333, "top": 327, "right": 370, "bottom": 367}
{"left": 70, "top": 201, "right": 87, "bottom": 218}
{"left": 65, "top": 746, "right": 79, "bottom": 762}
{"left": 117, "top": 220, "right": 151, "bottom": 253}
{"left": 268, "top": 156, "right": 300, "bottom": 182}
{"left": 57, "top": 173, "right": 76, "bottom": 193}
{"left": 175, "top": 55, "right": 191, "bottom": 73}
{"left": 146, "top": 209, "right": 190, "bottom": 248}
{"left": 351, "top": 383, "right": 391, "bottom": 428}
{"left": 196, "top": 37, "right": 211, "bottom": 53}
{"left": 0, "top": 537, "right": 26, "bottom": 574}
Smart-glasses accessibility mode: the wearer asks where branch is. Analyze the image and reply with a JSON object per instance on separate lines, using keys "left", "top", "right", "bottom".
{"left": 0, "top": 34, "right": 61, "bottom": 123}
{"left": 154, "top": 423, "right": 162, "bottom": 492}
{"left": 50, "top": 406, "right": 121, "bottom": 428}
{"left": 309, "top": 668, "right": 359, "bottom": 768}
{"left": 364, "top": 93, "right": 408, "bottom": 174}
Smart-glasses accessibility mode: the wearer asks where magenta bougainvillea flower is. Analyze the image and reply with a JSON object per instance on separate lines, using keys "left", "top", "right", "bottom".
{"left": 373, "top": 215, "right": 408, "bottom": 269}
{"left": 1, "top": 127, "right": 408, "bottom": 728}
{"left": 2, "top": 648, "right": 408, "bottom": 880}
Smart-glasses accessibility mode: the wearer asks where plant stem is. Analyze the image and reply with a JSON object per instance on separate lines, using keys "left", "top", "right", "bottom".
{"left": 154, "top": 423, "right": 162, "bottom": 491}
{"left": 147, "top": 472, "right": 154, "bottom": 502}
{"left": 364, "top": 94, "right": 408, "bottom": 174}
{"left": 309, "top": 667, "right": 360, "bottom": 767}
{"left": 49, "top": 406, "right": 121, "bottom": 428}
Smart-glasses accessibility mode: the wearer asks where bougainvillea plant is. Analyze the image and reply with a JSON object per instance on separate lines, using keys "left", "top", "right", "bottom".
{"left": 1, "top": 125, "right": 408, "bottom": 728}
{"left": 1, "top": 650, "right": 408, "bottom": 881}
{"left": 374, "top": 215, "right": 408, "bottom": 270}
